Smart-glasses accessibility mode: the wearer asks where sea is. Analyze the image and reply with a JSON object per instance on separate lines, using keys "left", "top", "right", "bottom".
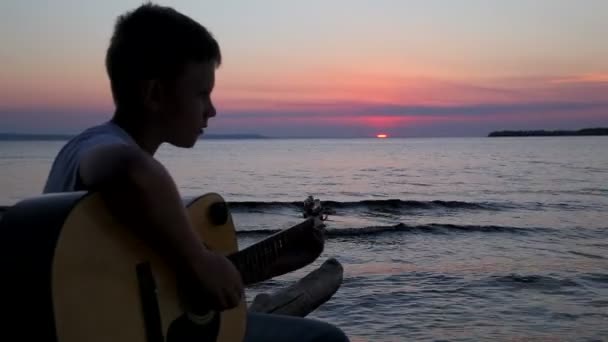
{"left": 1, "top": 137, "right": 607, "bottom": 341}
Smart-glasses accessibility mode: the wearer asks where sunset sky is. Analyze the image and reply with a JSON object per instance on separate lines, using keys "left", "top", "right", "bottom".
{"left": 1, "top": 0, "right": 607, "bottom": 137}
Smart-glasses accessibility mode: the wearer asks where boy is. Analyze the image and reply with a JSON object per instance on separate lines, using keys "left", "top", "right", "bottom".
{"left": 44, "top": 3, "right": 348, "bottom": 342}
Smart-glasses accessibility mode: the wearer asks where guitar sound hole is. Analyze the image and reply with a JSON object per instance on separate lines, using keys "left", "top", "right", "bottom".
{"left": 166, "top": 313, "right": 221, "bottom": 342}
{"left": 209, "top": 202, "right": 228, "bottom": 226}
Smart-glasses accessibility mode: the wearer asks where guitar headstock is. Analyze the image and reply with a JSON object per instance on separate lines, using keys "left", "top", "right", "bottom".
{"left": 302, "top": 196, "right": 329, "bottom": 226}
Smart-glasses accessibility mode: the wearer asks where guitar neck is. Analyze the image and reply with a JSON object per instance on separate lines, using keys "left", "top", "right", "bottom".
{"left": 227, "top": 218, "right": 316, "bottom": 285}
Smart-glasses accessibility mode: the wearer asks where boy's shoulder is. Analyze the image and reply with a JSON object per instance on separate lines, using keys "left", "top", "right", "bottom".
{"left": 43, "top": 121, "right": 136, "bottom": 193}
{"left": 57, "top": 121, "right": 135, "bottom": 162}
{"left": 71, "top": 121, "right": 135, "bottom": 146}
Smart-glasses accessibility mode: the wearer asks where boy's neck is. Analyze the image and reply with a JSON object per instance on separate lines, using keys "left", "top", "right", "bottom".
{"left": 111, "top": 110, "right": 162, "bottom": 155}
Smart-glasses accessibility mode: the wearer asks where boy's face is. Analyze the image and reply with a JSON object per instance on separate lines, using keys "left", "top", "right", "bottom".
{"left": 160, "top": 61, "right": 217, "bottom": 148}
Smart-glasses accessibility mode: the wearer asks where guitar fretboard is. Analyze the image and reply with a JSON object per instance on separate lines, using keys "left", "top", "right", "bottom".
{"left": 227, "top": 218, "right": 315, "bottom": 285}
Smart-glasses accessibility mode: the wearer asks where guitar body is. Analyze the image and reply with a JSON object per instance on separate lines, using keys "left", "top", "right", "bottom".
{"left": 0, "top": 192, "right": 246, "bottom": 342}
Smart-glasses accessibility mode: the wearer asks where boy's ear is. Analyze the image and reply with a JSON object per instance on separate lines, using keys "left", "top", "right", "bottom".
{"left": 141, "top": 79, "right": 163, "bottom": 112}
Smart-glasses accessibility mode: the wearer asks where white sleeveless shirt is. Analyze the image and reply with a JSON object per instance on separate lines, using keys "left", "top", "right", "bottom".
{"left": 43, "top": 121, "right": 136, "bottom": 193}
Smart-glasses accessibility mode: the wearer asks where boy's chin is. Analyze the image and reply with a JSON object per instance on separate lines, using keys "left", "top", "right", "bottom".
{"left": 168, "top": 135, "right": 198, "bottom": 148}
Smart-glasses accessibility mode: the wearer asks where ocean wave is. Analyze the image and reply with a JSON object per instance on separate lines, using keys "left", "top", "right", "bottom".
{"left": 237, "top": 223, "right": 542, "bottom": 237}
{"left": 228, "top": 199, "right": 510, "bottom": 213}
{"left": 568, "top": 250, "right": 605, "bottom": 260}
{"left": 484, "top": 274, "right": 580, "bottom": 290}
{"left": 579, "top": 273, "right": 608, "bottom": 284}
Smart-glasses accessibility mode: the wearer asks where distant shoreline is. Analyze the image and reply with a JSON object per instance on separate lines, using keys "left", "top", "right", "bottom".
{"left": 0, "top": 133, "right": 74, "bottom": 141}
{"left": 488, "top": 128, "right": 608, "bottom": 137}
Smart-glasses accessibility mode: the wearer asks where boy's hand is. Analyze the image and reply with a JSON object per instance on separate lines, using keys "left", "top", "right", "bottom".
{"left": 181, "top": 250, "right": 244, "bottom": 313}
{"left": 296, "top": 217, "right": 326, "bottom": 264}
{"left": 306, "top": 216, "right": 326, "bottom": 254}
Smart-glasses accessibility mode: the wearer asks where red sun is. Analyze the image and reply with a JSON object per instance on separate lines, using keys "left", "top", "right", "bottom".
{"left": 376, "top": 133, "right": 388, "bottom": 138}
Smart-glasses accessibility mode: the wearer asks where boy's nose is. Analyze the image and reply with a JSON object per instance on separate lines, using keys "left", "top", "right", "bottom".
{"left": 206, "top": 104, "right": 217, "bottom": 118}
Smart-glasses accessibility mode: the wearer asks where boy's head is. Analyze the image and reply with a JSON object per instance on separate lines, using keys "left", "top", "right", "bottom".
{"left": 106, "top": 3, "right": 220, "bottom": 147}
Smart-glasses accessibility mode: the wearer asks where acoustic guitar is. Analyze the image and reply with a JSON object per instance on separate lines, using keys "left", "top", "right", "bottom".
{"left": 0, "top": 191, "right": 324, "bottom": 342}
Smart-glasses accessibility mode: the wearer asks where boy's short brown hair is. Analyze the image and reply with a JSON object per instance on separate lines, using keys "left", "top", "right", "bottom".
{"left": 105, "top": 3, "right": 221, "bottom": 110}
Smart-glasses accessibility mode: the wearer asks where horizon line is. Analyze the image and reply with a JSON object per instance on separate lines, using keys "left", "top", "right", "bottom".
{"left": 0, "top": 132, "right": 488, "bottom": 140}
{"left": 1, "top": 129, "right": 608, "bottom": 141}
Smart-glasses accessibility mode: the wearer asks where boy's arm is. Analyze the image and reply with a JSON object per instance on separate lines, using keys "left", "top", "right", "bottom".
{"left": 78, "top": 144, "right": 244, "bottom": 311}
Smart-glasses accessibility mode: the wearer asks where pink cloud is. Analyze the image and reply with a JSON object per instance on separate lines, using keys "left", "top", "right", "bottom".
{"left": 550, "top": 73, "right": 608, "bottom": 84}
{"left": 216, "top": 71, "right": 608, "bottom": 113}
